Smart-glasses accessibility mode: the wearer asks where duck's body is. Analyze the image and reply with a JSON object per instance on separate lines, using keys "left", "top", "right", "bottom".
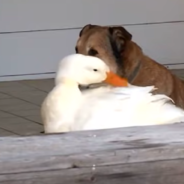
{"left": 41, "top": 54, "right": 184, "bottom": 133}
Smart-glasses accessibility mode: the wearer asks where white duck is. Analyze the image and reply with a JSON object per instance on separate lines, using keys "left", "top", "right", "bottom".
{"left": 41, "top": 54, "right": 184, "bottom": 133}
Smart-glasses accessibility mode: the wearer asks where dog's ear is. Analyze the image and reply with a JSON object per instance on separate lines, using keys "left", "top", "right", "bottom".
{"left": 108, "top": 26, "right": 132, "bottom": 52}
{"left": 79, "top": 24, "right": 97, "bottom": 37}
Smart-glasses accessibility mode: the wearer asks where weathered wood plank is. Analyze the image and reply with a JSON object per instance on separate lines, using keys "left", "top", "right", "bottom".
{"left": 0, "top": 123, "right": 184, "bottom": 183}
{"left": 1, "top": 160, "right": 184, "bottom": 184}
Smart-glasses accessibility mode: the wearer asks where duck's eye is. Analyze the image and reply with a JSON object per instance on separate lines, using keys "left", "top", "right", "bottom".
{"left": 88, "top": 49, "right": 98, "bottom": 56}
{"left": 75, "top": 47, "right": 78, "bottom": 53}
{"left": 93, "top": 69, "right": 98, "bottom": 72}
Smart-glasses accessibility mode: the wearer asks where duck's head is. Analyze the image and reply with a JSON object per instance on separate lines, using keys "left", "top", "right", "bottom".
{"left": 55, "top": 54, "right": 128, "bottom": 87}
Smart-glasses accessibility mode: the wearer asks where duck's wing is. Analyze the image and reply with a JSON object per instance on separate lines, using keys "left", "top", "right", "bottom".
{"left": 112, "top": 86, "right": 184, "bottom": 125}
{"left": 76, "top": 85, "right": 184, "bottom": 131}
{"left": 110, "top": 85, "right": 155, "bottom": 96}
{"left": 75, "top": 85, "right": 154, "bottom": 129}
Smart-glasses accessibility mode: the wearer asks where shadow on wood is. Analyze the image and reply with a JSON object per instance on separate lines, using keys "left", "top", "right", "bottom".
{"left": 0, "top": 123, "right": 184, "bottom": 184}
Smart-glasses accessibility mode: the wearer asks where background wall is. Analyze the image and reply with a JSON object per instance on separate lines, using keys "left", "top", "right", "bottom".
{"left": 0, "top": 0, "right": 184, "bottom": 81}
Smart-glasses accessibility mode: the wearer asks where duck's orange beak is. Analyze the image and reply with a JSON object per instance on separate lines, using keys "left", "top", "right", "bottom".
{"left": 104, "top": 71, "right": 128, "bottom": 87}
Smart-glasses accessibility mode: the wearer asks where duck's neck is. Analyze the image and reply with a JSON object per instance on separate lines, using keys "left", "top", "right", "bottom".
{"left": 52, "top": 77, "right": 82, "bottom": 131}
{"left": 56, "top": 78, "right": 79, "bottom": 87}
{"left": 55, "top": 77, "right": 82, "bottom": 103}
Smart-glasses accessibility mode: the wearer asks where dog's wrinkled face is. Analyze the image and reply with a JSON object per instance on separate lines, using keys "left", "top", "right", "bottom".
{"left": 75, "top": 24, "right": 132, "bottom": 75}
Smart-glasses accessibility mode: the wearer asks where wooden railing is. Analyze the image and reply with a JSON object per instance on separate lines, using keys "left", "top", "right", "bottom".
{"left": 0, "top": 123, "right": 184, "bottom": 184}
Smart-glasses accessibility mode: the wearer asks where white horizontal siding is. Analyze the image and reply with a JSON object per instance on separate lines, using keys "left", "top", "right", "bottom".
{"left": 0, "top": 0, "right": 184, "bottom": 32}
{"left": 0, "top": 22, "right": 184, "bottom": 81}
{"left": 127, "top": 23, "right": 184, "bottom": 66}
{"left": 0, "top": 29, "right": 79, "bottom": 76}
{"left": 0, "top": 0, "right": 184, "bottom": 81}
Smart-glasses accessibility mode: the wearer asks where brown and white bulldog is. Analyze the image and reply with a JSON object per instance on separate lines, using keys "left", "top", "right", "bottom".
{"left": 75, "top": 24, "right": 184, "bottom": 109}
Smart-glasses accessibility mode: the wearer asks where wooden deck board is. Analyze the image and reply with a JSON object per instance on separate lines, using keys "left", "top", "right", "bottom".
{"left": 0, "top": 123, "right": 184, "bottom": 183}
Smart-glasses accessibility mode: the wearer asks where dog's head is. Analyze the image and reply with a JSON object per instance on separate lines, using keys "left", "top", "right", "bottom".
{"left": 75, "top": 24, "right": 132, "bottom": 75}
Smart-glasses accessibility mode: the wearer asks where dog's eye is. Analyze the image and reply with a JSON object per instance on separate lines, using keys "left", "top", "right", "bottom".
{"left": 88, "top": 49, "right": 98, "bottom": 56}
{"left": 93, "top": 69, "right": 98, "bottom": 72}
{"left": 75, "top": 47, "right": 78, "bottom": 53}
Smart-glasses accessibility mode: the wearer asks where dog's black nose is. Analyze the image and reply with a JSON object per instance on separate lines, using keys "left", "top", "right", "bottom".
{"left": 40, "top": 131, "right": 45, "bottom": 133}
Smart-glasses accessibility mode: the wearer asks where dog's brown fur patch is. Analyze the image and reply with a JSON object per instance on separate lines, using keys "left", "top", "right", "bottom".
{"left": 76, "top": 24, "right": 184, "bottom": 109}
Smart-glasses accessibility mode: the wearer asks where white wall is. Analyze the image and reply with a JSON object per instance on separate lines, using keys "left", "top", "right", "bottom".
{"left": 0, "top": 0, "right": 184, "bottom": 81}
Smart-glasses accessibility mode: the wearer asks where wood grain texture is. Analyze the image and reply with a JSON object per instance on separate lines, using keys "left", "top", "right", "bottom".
{"left": 0, "top": 123, "right": 184, "bottom": 183}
